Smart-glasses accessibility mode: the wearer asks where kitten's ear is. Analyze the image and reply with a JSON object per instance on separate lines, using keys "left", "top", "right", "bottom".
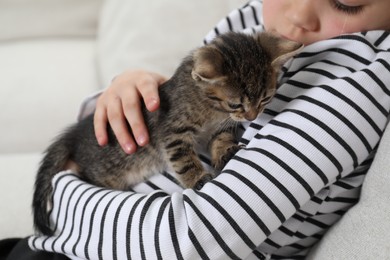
{"left": 257, "top": 32, "right": 304, "bottom": 69}
{"left": 191, "top": 46, "right": 226, "bottom": 84}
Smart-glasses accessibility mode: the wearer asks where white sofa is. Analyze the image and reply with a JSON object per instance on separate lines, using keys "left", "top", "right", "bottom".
{"left": 0, "top": 0, "right": 389, "bottom": 259}
{"left": 0, "top": 0, "right": 102, "bottom": 240}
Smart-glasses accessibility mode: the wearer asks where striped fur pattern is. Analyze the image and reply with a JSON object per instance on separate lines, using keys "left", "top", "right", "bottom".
{"left": 32, "top": 31, "right": 302, "bottom": 235}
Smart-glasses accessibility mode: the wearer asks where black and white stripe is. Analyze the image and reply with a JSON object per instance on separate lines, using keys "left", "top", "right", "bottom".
{"left": 203, "top": 0, "right": 264, "bottom": 45}
{"left": 29, "top": 1, "right": 390, "bottom": 259}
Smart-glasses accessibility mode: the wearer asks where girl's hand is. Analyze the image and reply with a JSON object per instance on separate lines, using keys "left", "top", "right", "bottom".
{"left": 94, "top": 69, "right": 167, "bottom": 154}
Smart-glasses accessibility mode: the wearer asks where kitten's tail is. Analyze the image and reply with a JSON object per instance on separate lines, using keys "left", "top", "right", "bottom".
{"left": 32, "top": 138, "right": 72, "bottom": 236}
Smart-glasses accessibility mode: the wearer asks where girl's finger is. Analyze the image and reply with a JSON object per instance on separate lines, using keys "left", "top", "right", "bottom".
{"left": 107, "top": 95, "right": 137, "bottom": 154}
{"left": 93, "top": 103, "right": 109, "bottom": 146}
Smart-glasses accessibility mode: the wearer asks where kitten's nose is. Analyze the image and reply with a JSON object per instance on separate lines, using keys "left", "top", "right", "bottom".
{"left": 244, "top": 111, "right": 258, "bottom": 121}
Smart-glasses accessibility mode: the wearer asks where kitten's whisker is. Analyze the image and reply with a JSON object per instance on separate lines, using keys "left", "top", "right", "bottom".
{"left": 218, "top": 117, "right": 236, "bottom": 132}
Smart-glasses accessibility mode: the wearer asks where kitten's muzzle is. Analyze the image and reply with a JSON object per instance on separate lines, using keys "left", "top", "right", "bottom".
{"left": 244, "top": 111, "right": 259, "bottom": 121}
{"left": 230, "top": 112, "right": 258, "bottom": 122}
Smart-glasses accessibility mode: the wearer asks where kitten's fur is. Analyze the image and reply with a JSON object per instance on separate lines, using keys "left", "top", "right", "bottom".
{"left": 33, "top": 32, "right": 302, "bottom": 235}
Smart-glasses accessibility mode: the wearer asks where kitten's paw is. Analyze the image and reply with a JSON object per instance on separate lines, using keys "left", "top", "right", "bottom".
{"left": 194, "top": 174, "right": 213, "bottom": 190}
{"left": 214, "top": 144, "right": 244, "bottom": 170}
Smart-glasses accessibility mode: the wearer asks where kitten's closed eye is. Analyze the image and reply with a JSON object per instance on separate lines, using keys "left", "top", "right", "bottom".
{"left": 228, "top": 102, "right": 243, "bottom": 110}
{"left": 207, "top": 95, "right": 223, "bottom": 102}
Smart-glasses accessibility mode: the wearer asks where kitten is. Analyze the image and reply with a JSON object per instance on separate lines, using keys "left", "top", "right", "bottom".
{"left": 33, "top": 31, "right": 302, "bottom": 235}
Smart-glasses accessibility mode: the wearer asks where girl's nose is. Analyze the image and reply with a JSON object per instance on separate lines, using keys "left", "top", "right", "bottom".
{"left": 284, "top": 0, "right": 319, "bottom": 32}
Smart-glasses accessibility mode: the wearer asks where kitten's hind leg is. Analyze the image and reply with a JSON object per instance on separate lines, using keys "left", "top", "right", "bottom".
{"left": 64, "top": 160, "right": 80, "bottom": 174}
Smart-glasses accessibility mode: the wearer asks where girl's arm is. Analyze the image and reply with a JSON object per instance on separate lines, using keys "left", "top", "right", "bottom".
{"left": 29, "top": 30, "right": 390, "bottom": 259}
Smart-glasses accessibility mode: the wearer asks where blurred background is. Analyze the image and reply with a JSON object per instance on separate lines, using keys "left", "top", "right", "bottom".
{"left": 0, "top": 0, "right": 103, "bottom": 239}
{"left": 0, "top": 0, "right": 102, "bottom": 154}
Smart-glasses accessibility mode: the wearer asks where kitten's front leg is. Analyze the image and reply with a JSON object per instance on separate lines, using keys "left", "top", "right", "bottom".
{"left": 165, "top": 138, "right": 213, "bottom": 189}
{"left": 210, "top": 131, "right": 243, "bottom": 171}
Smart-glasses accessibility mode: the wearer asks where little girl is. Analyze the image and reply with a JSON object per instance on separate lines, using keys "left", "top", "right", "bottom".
{"left": 27, "top": 0, "right": 390, "bottom": 259}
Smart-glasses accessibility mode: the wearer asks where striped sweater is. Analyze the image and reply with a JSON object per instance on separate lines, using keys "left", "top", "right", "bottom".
{"left": 29, "top": 1, "right": 390, "bottom": 259}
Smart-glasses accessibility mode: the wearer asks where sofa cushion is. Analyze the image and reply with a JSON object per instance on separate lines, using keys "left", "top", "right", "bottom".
{"left": 0, "top": 153, "right": 42, "bottom": 239}
{"left": 0, "top": 0, "right": 103, "bottom": 41}
{"left": 97, "top": 0, "right": 248, "bottom": 88}
{"left": 0, "top": 39, "right": 99, "bottom": 153}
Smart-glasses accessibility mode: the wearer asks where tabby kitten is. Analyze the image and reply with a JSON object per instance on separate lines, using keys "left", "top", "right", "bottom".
{"left": 33, "top": 31, "right": 302, "bottom": 235}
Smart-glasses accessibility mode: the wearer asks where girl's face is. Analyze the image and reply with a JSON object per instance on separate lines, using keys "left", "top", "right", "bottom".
{"left": 263, "top": 0, "right": 390, "bottom": 45}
